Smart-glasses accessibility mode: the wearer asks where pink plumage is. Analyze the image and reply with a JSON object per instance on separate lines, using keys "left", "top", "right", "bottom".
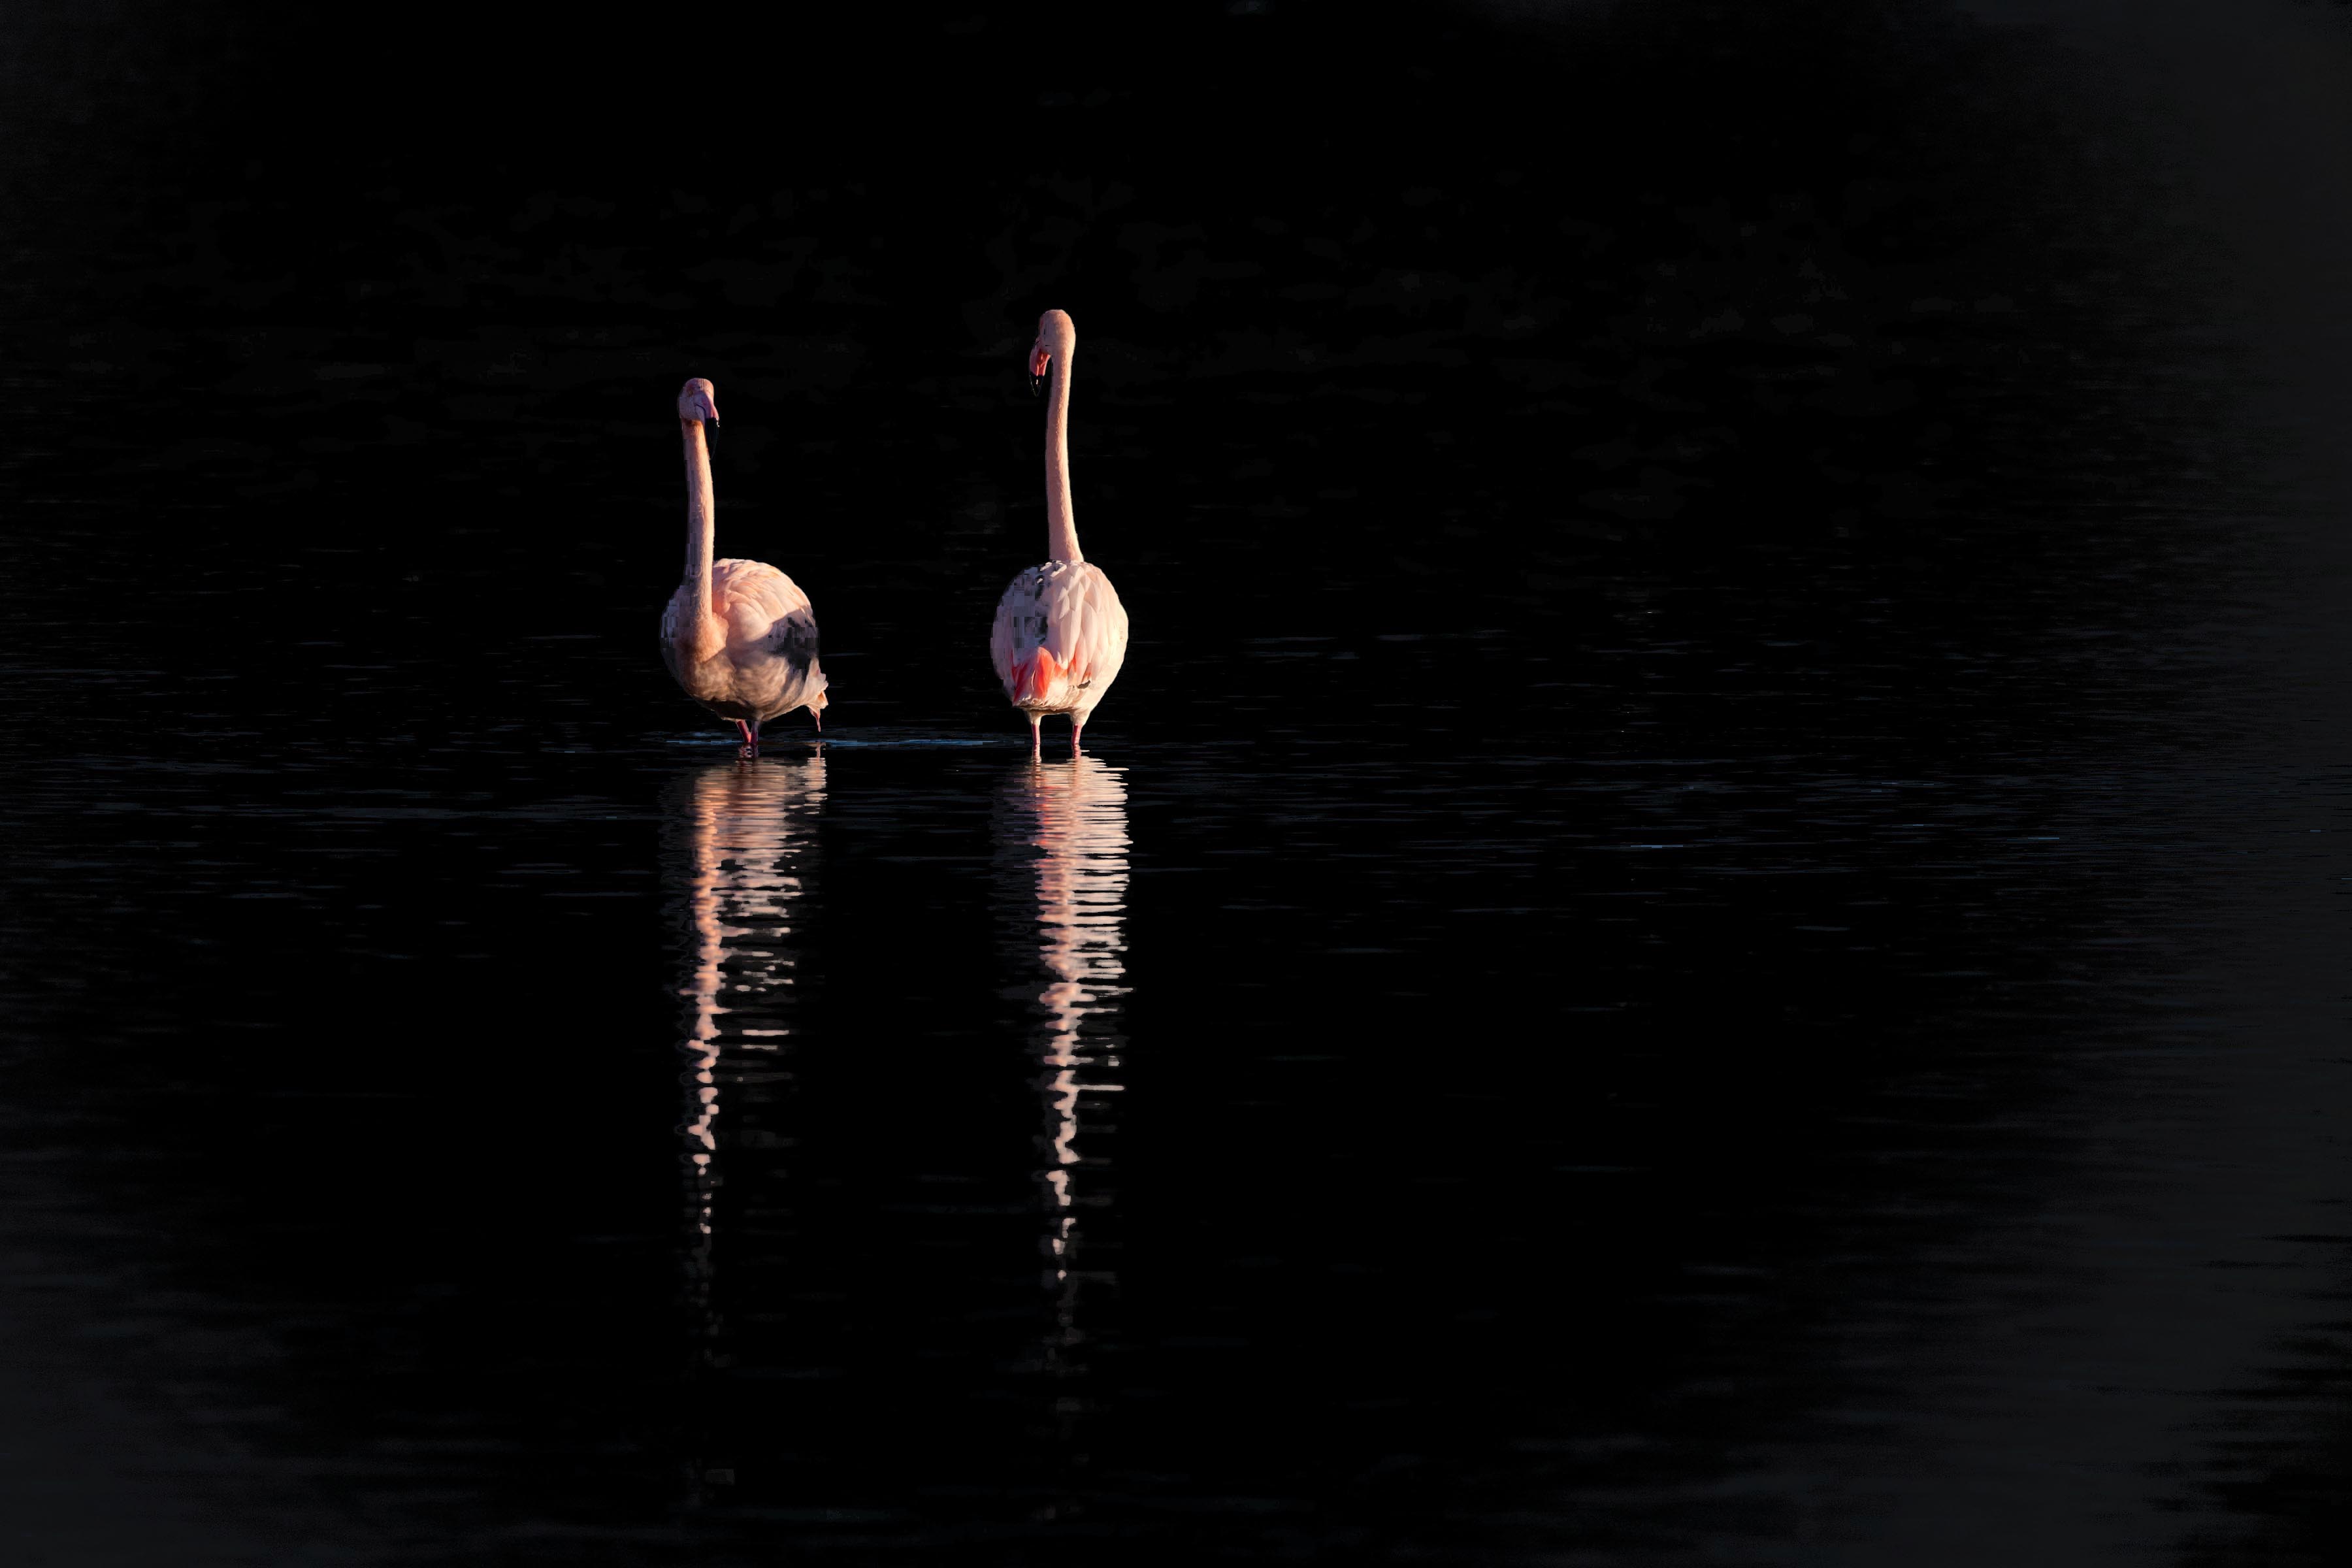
{"left": 661, "top": 379, "right": 827, "bottom": 755}
{"left": 991, "top": 311, "right": 1130, "bottom": 757}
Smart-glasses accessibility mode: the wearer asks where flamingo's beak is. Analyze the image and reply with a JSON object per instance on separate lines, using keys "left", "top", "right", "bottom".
{"left": 1029, "top": 346, "right": 1050, "bottom": 396}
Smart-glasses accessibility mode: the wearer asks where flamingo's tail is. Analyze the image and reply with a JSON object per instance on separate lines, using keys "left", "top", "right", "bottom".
{"left": 1011, "top": 647, "right": 1065, "bottom": 706}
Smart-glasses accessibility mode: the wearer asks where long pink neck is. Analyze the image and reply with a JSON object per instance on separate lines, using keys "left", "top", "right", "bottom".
{"left": 683, "top": 418, "right": 716, "bottom": 625}
{"left": 1045, "top": 348, "right": 1082, "bottom": 564}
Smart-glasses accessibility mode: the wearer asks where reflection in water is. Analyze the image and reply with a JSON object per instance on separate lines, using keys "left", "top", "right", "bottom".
{"left": 663, "top": 757, "right": 826, "bottom": 1380}
{"left": 996, "top": 758, "right": 1131, "bottom": 1401}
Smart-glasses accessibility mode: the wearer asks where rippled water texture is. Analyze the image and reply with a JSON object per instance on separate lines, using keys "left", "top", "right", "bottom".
{"left": 6, "top": 0, "right": 2352, "bottom": 1562}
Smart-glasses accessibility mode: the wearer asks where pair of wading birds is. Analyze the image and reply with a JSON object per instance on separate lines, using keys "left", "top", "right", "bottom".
{"left": 660, "top": 309, "right": 1124, "bottom": 760}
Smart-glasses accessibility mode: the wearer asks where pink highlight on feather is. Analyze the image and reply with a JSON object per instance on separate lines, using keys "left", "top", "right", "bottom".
{"left": 1014, "top": 647, "right": 1065, "bottom": 705}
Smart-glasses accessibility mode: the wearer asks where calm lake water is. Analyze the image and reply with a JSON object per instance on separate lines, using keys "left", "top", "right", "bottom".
{"left": 5, "top": 0, "right": 2352, "bottom": 1561}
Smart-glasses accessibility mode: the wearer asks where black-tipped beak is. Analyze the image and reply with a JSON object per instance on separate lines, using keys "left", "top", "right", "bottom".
{"left": 1030, "top": 370, "right": 1041, "bottom": 397}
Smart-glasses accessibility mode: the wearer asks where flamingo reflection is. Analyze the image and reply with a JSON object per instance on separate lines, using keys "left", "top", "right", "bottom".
{"left": 664, "top": 756, "right": 826, "bottom": 1362}
{"left": 996, "top": 756, "right": 1130, "bottom": 1382}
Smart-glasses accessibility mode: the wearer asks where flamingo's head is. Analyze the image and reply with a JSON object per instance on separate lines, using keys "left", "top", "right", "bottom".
{"left": 678, "top": 378, "right": 721, "bottom": 426}
{"left": 1028, "top": 309, "right": 1075, "bottom": 393}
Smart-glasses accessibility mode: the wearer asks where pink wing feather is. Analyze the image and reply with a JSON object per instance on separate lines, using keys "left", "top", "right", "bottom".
{"left": 992, "top": 561, "right": 1128, "bottom": 715}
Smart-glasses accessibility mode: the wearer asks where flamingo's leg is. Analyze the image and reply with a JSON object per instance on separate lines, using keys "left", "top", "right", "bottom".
{"left": 1028, "top": 713, "right": 1042, "bottom": 758}
{"left": 1070, "top": 717, "right": 1085, "bottom": 757}
{"left": 736, "top": 719, "right": 757, "bottom": 758}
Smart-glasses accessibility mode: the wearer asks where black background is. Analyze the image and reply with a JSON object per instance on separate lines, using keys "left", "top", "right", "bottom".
{"left": 4, "top": 1, "right": 2351, "bottom": 1563}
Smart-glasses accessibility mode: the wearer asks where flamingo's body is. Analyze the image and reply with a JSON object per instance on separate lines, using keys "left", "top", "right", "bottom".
{"left": 991, "top": 559, "right": 1128, "bottom": 720}
{"left": 661, "top": 559, "right": 825, "bottom": 730}
{"left": 992, "top": 310, "right": 1129, "bottom": 756}
{"left": 661, "top": 378, "right": 826, "bottom": 754}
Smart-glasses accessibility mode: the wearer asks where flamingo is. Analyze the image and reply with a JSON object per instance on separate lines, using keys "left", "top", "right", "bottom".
{"left": 660, "top": 378, "right": 827, "bottom": 756}
{"left": 990, "top": 310, "right": 1130, "bottom": 757}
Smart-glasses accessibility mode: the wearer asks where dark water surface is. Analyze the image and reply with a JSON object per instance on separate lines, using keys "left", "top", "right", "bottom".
{"left": 7, "top": 0, "right": 2352, "bottom": 1561}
